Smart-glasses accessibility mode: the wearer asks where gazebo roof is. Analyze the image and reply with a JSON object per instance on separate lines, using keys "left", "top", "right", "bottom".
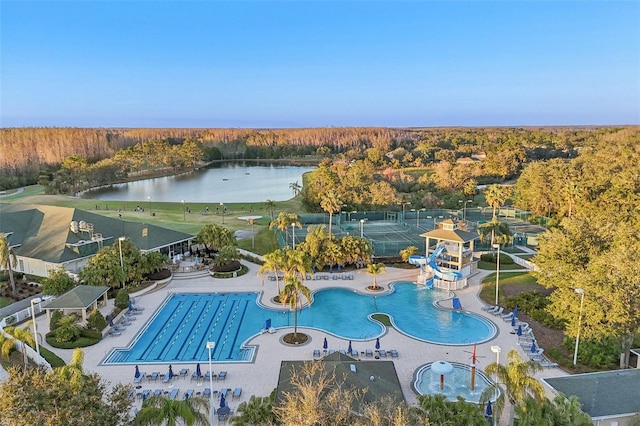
{"left": 275, "top": 351, "right": 404, "bottom": 409}
{"left": 420, "top": 227, "right": 478, "bottom": 243}
{"left": 44, "top": 285, "right": 110, "bottom": 310}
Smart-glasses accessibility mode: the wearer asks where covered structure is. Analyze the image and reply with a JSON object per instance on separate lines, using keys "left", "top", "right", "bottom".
{"left": 44, "top": 285, "right": 110, "bottom": 322}
{"left": 543, "top": 369, "right": 640, "bottom": 425}
{"left": 419, "top": 218, "right": 478, "bottom": 277}
{"left": 275, "top": 351, "right": 404, "bottom": 411}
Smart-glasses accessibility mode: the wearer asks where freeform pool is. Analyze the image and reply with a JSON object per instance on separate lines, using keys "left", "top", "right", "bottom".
{"left": 102, "top": 283, "right": 496, "bottom": 365}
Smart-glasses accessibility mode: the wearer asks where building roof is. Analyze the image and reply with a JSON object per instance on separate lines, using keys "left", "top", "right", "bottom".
{"left": 275, "top": 351, "right": 404, "bottom": 410}
{"left": 543, "top": 369, "right": 640, "bottom": 419}
{"left": 420, "top": 219, "right": 478, "bottom": 243}
{"left": 44, "top": 285, "right": 110, "bottom": 310}
{"left": 0, "top": 203, "right": 193, "bottom": 264}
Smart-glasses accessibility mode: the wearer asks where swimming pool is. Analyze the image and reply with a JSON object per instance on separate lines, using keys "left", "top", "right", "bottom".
{"left": 102, "top": 282, "right": 496, "bottom": 365}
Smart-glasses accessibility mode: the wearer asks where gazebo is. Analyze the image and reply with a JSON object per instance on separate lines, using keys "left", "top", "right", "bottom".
{"left": 420, "top": 218, "right": 478, "bottom": 277}
{"left": 44, "top": 285, "right": 110, "bottom": 322}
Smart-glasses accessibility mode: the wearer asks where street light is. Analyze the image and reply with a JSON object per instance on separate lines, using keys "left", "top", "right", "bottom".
{"left": 147, "top": 196, "right": 152, "bottom": 215}
{"left": 493, "top": 243, "right": 500, "bottom": 306}
{"left": 490, "top": 345, "right": 501, "bottom": 426}
{"left": 181, "top": 200, "right": 186, "bottom": 221}
{"left": 291, "top": 223, "right": 296, "bottom": 249}
{"left": 118, "top": 237, "right": 126, "bottom": 288}
{"left": 463, "top": 200, "right": 471, "bottom": 221}
{"left": 398, "top": 201, "right": 411, "bottom": 223}
{"left": 413, "top": 208, "right": 426, "bottom": 227}
{"left": 220, "top": 202, "right": 225, "bottom": 224}
{"left": 30, "top": 297, "right": 42, "bottom": 361}
{"left": 206, "top": 341, "right": 216, "bottom": 425}
{"left": 433, "top": 215, "right": 444, "bottom": 229}
{"left": 360, "top": 219, "right": 365, "bottom": 238}
{"left": 573, "top": 288, "right": 585, "bottom": 366}
{"left": 249, "top": 218, "right": 255, "bottom": 250}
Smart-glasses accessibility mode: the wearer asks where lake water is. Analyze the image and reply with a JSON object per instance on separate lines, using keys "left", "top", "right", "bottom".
{"left": 86, "top": 163, "right": 315, "bottom": 203}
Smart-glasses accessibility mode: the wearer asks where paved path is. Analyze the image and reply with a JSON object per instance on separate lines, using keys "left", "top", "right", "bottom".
{"left": 33, "top": 262, "right": 565, "bottom": 421}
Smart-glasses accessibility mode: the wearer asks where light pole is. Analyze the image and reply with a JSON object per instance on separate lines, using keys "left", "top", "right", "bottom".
{"left": 398, "top": 202, "right": 411, "bottom": 223}
{"left": 291, "top": 223, "right": 296, "bottom": 249}
{"left": 118, "top": 237, "right": 126, "bottom": 288}
{"left": 206, "top": 341, "right": 216, "bottom": 425}
{"left": 147, "top": 196, "right": 152, "bottom": 215}
{"left": 490, "top": 345, "right": 501, "bottom": 426}
{"left": 493, "top": 243, "right": 500, "bottom": 306}
{"left": 573, "top": 288, "right": 585, "bottom": 366}
{"left": 360, "top": 219, "right": 365, "bottom": 238}
{"left": 415, "top": 208, "right": 426, "bottom": 227}
{"left": 220, "top": 202, "right": 225, "bottom": 224}
{"left": 463, "top": 200, "right": 471, "bottom": 221}
{"left": 181, "top": 200, "right": 186, "bottom": 221}
{"left": 249, "top": 218, "right": 255, "bottom": 249}
{"left": 30, "top": 297, "right": 42, "bottom": 361}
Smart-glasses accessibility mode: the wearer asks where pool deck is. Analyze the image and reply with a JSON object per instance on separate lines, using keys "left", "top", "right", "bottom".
{"left": 36, "top": 262, "right": 567, "bottom": 419}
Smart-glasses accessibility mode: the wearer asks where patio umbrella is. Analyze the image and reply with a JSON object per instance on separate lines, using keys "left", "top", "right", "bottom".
{"left": 517, "top": 325, "right": 522, "bottom": 336}
{"left": 109, "top": 316, "right": 114, "bottom": 327}
{"left": 196, "top": 363, "right": 201, "bottom": 378}
{"left": 323, "top": 337, "right": 328, "bottom": 350}
{"left": 220, "top": 393, "right": 226, "bottom": 408}
{"left": 135, "top": 365, "right": 140, "bottom": 379}
{"left": 485, "top": 400, "right": 493, "bottom": 417}
{"left": 129, "top": 300, "right": 133, "bottom": 311}
{"left": 513, "top": 305, "right": 519, "bottom": 319}
{"left": 531, "top": 341, "right": 537, "bottom": 353}
{"left": 168, "top": 365, "right": 174, "bottom": 379}
{"left": 348, "top": 341, "right": 352, "bottom": 354}
{"left": 375, "top": 337, "right": 380, "bottom": 350}
{"left": 511, "top": 315, "right": 516, "bottom": 327}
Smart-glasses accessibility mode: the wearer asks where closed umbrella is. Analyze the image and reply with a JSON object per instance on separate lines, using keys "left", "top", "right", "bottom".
{"left": 168, "top": 365, "right": 174, "bottom": 379}
{"left": 513, "top": 306, "right": 519, "bottom": 319}
{"left": 220, "top": 393, "right": 226, "bottom": 408}
{"left": 517, "top": 325, "right": 522, "bottom": 336}
{"left": 375, "top": 337, "right": 380, "bottom": 350}
{"left": 109, "top": 316, "right": 114, "bottom": 327}
{"left": 531, "top": 341, "right": 537, "bottom": 353}
{"left": 129, "top": 300, "right": 134, "bottom": 311}
{"left": 511, "top": 315, "right": 516, "bottom": 327}
{"left": 323, "top": 337, "right": 328, "bottom": 350}
{"left": 196, "top": 363, "right": 201, "bottom": 378}
{"left": 485, "top": 400, "right": 493, "bottom": 417}
{"left": 347, "top": 341, "right": 352, "bottom": 354}
{"left": 135, "top": 365, "right": 140, "bottom": 379}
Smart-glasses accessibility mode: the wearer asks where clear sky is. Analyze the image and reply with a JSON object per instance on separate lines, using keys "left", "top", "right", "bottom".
{"left": 1, "top": 1, "right": 639, "bottom": 128}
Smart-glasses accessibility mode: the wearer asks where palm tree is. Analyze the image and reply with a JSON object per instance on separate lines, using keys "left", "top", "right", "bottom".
{"left": 257, "top": 249, "right": 286, "bottom": 294}
{"left": 133, "top": 395, "right": 210, "bottom": 426}
{"left": 478, "top": 216, "right": 513, "bottom": 248}
{"left": 265, "top": 199, "right": 277, "bottom": 220}
{"left": 231, "top": 394, "right": 276, "bottom": 426}
{"left": 0, "top": 335, "right": 15, "bottom": 360}
{"left": 55, "top": 348, "right": 85, "bottom": 391}
{"left": 289, "top": 181, "right": 302, "bottom": 197}
{"left": 319, "top": 190, "right": 342, "bottom": 237}
{"left": 279, "top": 275, "right": 312, "bottom": 340}
{"left": 484, "top": 184, "right": 511, "bottom": 218}
{"left": 269, "top": 212, "right": 301, "bottom": 247}
{"left": 363, "top": 262, "right": 386, "bottom": 291}
{"left": 0, "top": 234, "right": 17, "bottom": 297}
{"left": 481, "top": 349, "right": 545, "bottom": 426}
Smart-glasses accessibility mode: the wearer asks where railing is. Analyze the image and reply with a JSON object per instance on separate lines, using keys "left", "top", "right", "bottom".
{"left": 511, "top": 255, "right": 539, "bottom": 271}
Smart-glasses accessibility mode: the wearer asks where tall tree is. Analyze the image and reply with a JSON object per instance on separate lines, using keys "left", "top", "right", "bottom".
{"left": 279, "top": 275, "right": 312, "bottom": 340}
{"left": 0, "top": 233, "right": 17, "bottom": 296}
{"left": 269, "top": 212, "right": 301, "bottom": 247}
{"left": 42, "top": 266, "right": 76, "bottom": 296}
{"left": 265, "top": 200, "right": 277, "bottom": 219}
{"left": 477, "top": 216, "right": 513, "bottom": 248}
{"left": 363, "top": 262, "right": 387, "bottom": 291}
{"left": 484, "top": 184, "right": 511, "bottom": 218}
{"left": 319, "top": 190, "right": 342, "bottom": 237}
{"left": 258, "top": 249, "right": 287, "bottom": 294}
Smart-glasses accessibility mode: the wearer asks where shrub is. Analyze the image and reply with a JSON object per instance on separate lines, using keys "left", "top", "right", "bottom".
{"left": 55, "top": 316, "right": 82, "bottom": 343}
{"left": 49, "top": 310, "right": 63, "bottom": 331}
{"left": 504, "top": 291, "right": 565, "bottom": 329}
{"left": 87, "top": 309, "right": 107, "bottom": 331}
{"left": 114, "top": 289, "right": 129, "bottom": 310}
{"left": 564, "top": 337, "right": 618, "bottom": 369}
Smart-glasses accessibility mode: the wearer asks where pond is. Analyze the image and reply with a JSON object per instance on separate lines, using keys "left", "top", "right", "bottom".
{"left": 85, "top": 162, "right": 315, "bottom": 203}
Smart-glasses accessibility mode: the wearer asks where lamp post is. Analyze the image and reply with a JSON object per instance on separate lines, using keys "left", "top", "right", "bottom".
{"left": 148, "top": 196, "right": 152, "bottom": 215}
{"left": 415, "top": 208, "right": 426, "bottom": 227}
{"left": 463, "top": 200, "right": 471, "bottom": 221}
{"left": 360, "top": 219, "right": 365, "bottom": 238}
{"left": 398, "top": 202, "right": 411, "bottom": 223}
{"left": 291, "top": 223, "right": 296, "bottom": 249}
{"left": 181, "top": 200, "right": 186, "bottom": 221}
{"left": 573, "top": 288, "right": 585, "bottom": 366}
{"left": 220, "top": 202, "right": 225, "bottom": 224}
{"left": 249, "top": 218, "right": 255, "bottom": 249}
{"left": 30, "top": 297, "right": 42, "bottom": 361}
{"left": 118, "top": 237, "right": 126, "bottom": 288}
{"left": 493, "top": 243, "right": 500, "bottom": 306}
{"left": 206, "top": 341, "right": 216, "bottom": 425}
{"left": 490, "top": 345, "right": 501, "bottom": 426}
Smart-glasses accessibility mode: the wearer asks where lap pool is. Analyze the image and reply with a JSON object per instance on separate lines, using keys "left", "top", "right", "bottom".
{"left": 102, "top": 282, "right": 496, "bottom": 365}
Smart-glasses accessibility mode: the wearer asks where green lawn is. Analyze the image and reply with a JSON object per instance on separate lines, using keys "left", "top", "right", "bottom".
{"left": 0, "top": 297, "right": 10, "bottom": 309}
{"left": 477, "top": 260, "right": 525, "bottom": 271}
{"left": 479, "top": 271, "right": 539, "bottom": 306}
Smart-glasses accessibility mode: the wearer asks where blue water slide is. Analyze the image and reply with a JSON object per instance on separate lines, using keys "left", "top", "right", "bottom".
{"left": 408, "top": 244, "right": 462, "bottom": 284}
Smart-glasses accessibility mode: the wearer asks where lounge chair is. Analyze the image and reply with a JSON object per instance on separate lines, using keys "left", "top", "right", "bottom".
{"left": 501, "top": 312, "right": 515, "bottom": 321}
{"left": 109, "top": 330, "right": 121, "bottom": 336}
{"left": 220, "top": 388, "right": 229, "bottom": 398}
{"left": 539, "top": 361, "right": 559, "bottom": 368}
{"left": 313, "top": 349, "right": 321, "bottom": 358}
{"left": 390, "top": 349, "right": 399, "bottom": 358}
{"left": 339, "top": 349, "right": 346, "bottom": 355}
{"left": 204, "top": 371, "right": 212, "bottom": 381}
{"left": 365, "top": 349, "right": 373, "bottom": 357}
{"left": 491, "top": 307, "right": 504, "bottom": 316}
{"left": 191, "top": 371, "right": 201, "bottom": 381}
{"left": 379, "top": 349, "right": 387, "bottom": 358}
{"left": 163, "top": 372, "right": 173, "bottom": 383}
{"left": 169, "top": 388, "right": 179, "bottom": 400}
{"left": 184, "top": 389, "right": 194, "bottom": 399}
{"left": 529, "top": 348, "right": 544, "bottom": 359}
{"left": 154, "top": 389, "right": 163, "bottom": 396}
{"left": 203, "top": 388, "right": 211, "bottom": 397}
{"left": 179, "top": 368, "right": 189, "bottom": 379}
{"left": 150, "top": 372, "right": 160, "bottom": 381}
{"left": 218, "top": 371, "right": 227, "bottom": 381}
{"left": 481, "top": 304, "right": 497, "bottom": 311}
{"left": 142, "top": 389, "right": 151, "bottom": 400}
{"left": 232, "top": 387, "right": 242, "bottom": 399}
{"left": 134, "top": 372, "right": 146, "bottom": 384}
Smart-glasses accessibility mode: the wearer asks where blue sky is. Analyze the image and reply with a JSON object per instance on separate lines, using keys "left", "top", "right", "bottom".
{"left": 1, "top": 1, "right": 638, "bottom": 128}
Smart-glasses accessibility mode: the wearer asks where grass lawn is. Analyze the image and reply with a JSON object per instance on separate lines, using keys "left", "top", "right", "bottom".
{"left": 0, "top": 298, "right": 10, "bottom": 309}
{"left": 516, "top": 254, "right": 536, "bottom": 260}
{"left": 477, "top": 260, "right": 525, "bottom": 270}
{"left": 479, "top": 271, "right": 539, "bottom": 306}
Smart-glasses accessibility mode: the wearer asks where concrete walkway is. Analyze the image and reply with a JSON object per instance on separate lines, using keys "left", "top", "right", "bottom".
{"left": 32, "top": 262, "right": 566, "bottom": 421}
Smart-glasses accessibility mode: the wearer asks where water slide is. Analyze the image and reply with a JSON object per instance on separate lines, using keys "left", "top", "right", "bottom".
{"left": 409, "top": 244, "right": 463, "bottom": 287}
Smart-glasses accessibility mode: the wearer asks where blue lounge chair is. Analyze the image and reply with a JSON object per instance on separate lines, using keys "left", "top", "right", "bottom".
{"left": 203, "top": 388, "right": 211, "bottom": 397}
{"left": 184, "top": 389, "right": 194, "bottom": 399}
{"left": 379, "top": 349, "right": 387, "bottom": 358}
{"left": 218, "top": 371, "right": 227, "bottom": 381}
{"left": 390, "top": 349, "right": 399, "bottom": 358}
{"left": 313, "top": 349, "right": 321, "bottom": 358}
{"left": 191, "top": 371, "right": 201, "bottom": 381}
{"left": 232, "top": 387, "right": 242, "bottom": 399}
{"left": 134, "top": 372, "right": 146, "bottom": 384}
{"left": 150, "top": 372, "right": 159, "bottom": 381}
{"left": 365, "top": 349, "right": 373, "bottom": 357}
{"left": 169, "top": 388, "right": 179, "bottom": 400}
{"left": 179, "top": 368, "right": 189, "bottom": 379}
{"left": 142, "top": 389, "right": 151, "bottom": 400}
{"left": 220, "top": 388, "right": 229, "bottom": 398}
{"left": 154, "top": 389, "right": 162, "bottom": 396}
